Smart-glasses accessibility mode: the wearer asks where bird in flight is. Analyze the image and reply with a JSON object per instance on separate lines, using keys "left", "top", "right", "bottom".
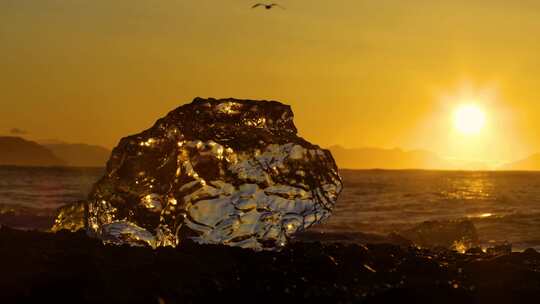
{"left": 252, "top": 3, "right": 285, "bottom": 10}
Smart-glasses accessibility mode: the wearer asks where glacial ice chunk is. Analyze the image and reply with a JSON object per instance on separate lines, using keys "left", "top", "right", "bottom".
{"left": 50, "top": 201, "right": 85, "bottom": 233}
{"left": 83, "top": 98, "right": 343, "bottom": 250}
{"left": 399, "top": 220, "right": 479, "bottom": 251}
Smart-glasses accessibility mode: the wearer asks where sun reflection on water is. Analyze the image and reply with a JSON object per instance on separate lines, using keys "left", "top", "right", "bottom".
{"left": 441, "top": 174, "right": 494, "bottom": 201}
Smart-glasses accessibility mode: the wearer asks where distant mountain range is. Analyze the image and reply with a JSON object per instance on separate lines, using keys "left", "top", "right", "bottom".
{"left": 0, "top": 137, "right": 66, "bottom": 166}
{"left": 0, "top": 137, "right": 110, "bottom": 167}
{"left": 1, "top": 136, "right": 539, "bottom": 170}
{"left": 328, "top": 146, "right": 491, "bottom": 170}
{"left": 41, "top": 142, "right": 111, "bottom": 167}
{"left": 329, "top": 145, "right": 448, "bottom": 170}
{"left": 500, "top": 154, "right": 540, "bottom": 171}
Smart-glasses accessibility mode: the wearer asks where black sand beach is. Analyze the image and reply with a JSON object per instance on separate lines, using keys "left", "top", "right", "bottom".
{"left": 2, "top": 226, "right": 540, "bottom": 303}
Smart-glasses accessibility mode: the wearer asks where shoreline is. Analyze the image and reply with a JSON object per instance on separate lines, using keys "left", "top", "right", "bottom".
{"left": 2, "top": 226, "right": 540, "bottom": 303}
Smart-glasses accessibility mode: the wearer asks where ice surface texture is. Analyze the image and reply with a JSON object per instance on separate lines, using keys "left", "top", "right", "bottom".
{"left": 86, "top": 98, "right": 342, "bottom": 250}
{"left": 51, "top": 201, "right": 85, "bottom": 233}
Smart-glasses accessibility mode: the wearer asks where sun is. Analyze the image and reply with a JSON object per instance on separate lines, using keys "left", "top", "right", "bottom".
{"left": 453, "top": 104, "right": 486, "bottom": 135}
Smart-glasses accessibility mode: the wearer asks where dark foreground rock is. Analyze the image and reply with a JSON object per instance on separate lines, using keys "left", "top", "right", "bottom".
{"left": 2, "top": 227, "right": 540, "bottom": 303}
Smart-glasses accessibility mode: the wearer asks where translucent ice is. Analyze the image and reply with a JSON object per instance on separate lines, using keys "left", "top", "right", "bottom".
{"left": 85, "top": 98, "right": 342, "bottom": 250}
{"left": 50, "top": 201, "right": 85, "bottom": 233}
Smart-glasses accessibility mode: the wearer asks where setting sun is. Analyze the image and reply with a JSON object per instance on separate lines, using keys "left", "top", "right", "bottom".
{"left": 453, "top": 104, "right": 486, "bottom": 135}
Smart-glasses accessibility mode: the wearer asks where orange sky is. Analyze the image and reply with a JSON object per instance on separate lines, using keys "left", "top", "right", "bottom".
{"left": 1, "top": 0, "right": 540, "bottom": 165}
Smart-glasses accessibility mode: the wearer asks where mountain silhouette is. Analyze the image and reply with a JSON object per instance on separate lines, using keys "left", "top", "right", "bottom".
{"left": 42, "top": 142, "right": 110, "bottom": 167}
{"left": 0, "top": 137, "right": 65, "bottom": 166}
{"left": 500, "top": 153, "right": 540, "bottom": 171}
{"left": 328, "top": 145, "right": 450, "bottom": 170}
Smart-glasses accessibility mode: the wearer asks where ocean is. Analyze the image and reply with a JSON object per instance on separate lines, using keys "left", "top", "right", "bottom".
{"left": 1, "top": 166, "right": 540, "bottom": 250}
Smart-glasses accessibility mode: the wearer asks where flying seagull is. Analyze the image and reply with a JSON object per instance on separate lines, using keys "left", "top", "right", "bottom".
{"left": 252, "top": 3, "right": 285, "bottom": 10}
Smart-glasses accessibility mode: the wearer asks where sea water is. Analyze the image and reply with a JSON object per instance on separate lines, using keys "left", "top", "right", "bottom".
{"left": 1, "top": 166, "right": 540, "bottom": 250}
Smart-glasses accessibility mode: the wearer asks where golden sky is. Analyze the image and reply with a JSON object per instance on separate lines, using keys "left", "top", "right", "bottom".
{"left": 1, "top": 0, "right": 540, "bottom": 165}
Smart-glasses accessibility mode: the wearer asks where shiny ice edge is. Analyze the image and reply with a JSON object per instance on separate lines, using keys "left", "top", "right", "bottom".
{"left": 85, "top": 98, "right": 343, "bottom": 250}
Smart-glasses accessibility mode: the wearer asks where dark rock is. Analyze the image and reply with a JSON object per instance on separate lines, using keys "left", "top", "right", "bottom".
{"left": 465, "top": 247, "right": 485, "bottom": 255}
{"left": 294, "top": 230, "right": 414, "bottom": 247}
{"left": 4, "top": 228, "right": 540, "bottom": 303}
{"left": 523, "top": 248, "right": 540, "bottom": 258}
{"left": 486, "top": 242, "right": 512, "bottom": 256}
{"left": 84, "top": 98, "right": 342, "bottom": 250}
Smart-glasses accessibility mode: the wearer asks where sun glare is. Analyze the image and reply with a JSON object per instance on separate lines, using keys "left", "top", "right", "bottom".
{"left": 453, "top": 104, "right": 486, "bottom": 135}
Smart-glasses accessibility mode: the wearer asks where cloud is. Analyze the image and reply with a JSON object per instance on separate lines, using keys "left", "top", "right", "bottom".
{"left": 10, "top": 128, "right": 28, "bottom": 135}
